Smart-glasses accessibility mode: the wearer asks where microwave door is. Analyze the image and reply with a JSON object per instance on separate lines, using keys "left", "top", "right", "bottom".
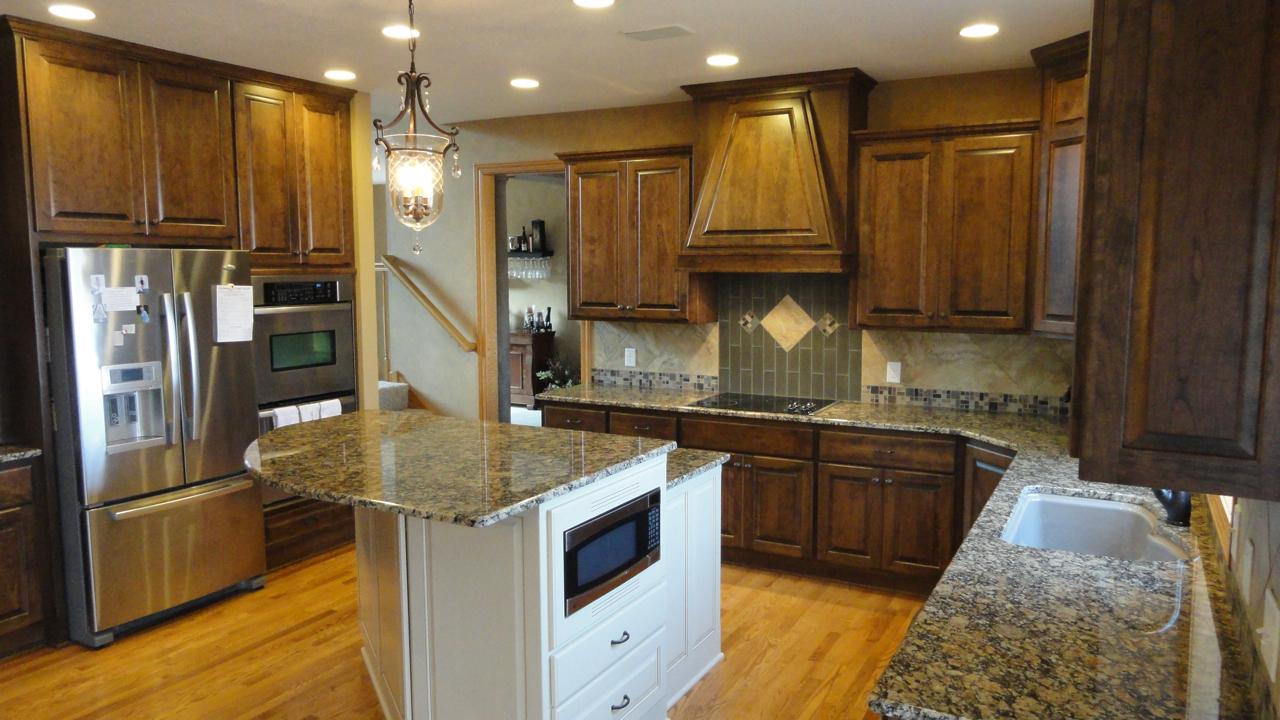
{"left": 172, "top": 250, "right": 259, "bottom": 484}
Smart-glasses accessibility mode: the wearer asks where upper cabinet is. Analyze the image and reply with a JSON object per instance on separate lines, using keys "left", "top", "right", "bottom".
{"left": 1031, "top": 33, "right": 1090, "bottom": 336}
{"left": 677, "top": 69, "right": 877, "bottom": 273}
{"left": 854, "top": 123, "right": 1037, "bottom": 331}
{"left": 9, "top": 19, "right": 355, "bottom": 270}
{"left": 1076, "top": 0, "right": 1280, "bottom": 501}
{"left": 558, "top": 147, "right": 716, "bottom": 323}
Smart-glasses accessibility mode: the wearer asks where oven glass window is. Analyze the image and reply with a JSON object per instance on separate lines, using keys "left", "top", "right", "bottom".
{"left": 270, "top": 331, "right": 337, "bottom": 372}
{"left": 577, "top": 521, "right": 638, "bottom": 586}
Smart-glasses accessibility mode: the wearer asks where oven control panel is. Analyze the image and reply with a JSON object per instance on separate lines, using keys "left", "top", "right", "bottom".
{"left": 262, "top": 281, "right": 340, "bottom": 306}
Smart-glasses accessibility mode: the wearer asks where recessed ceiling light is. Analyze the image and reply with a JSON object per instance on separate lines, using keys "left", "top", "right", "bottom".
{"left": 706, "top": 54, "right": 738, "bottom": 67}
{"left": 510, "top": 78, "right": 540, "bottom": 89}
{"left": 49, "top": 5, "right": 95, "bottom": 20}
{"left": 573, "top": 0, "right": 614, "bottom": 7}
{"left": 382, "top": 25, "right": 421, "bottom": 39}
{"left": 324, "top": 70, "right": 356, "bottom": 81}
{"left": 959, "top": 24, "right": 999, "bottom": 38}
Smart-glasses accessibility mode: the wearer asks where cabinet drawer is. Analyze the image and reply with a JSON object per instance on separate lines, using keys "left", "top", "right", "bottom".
{"left": 554, "top": 628, "right": 664, "bottom": 720}
{"left": 0, "top": 465, "right": 33, "bottom": 510}
{"left": 551, "top": 581, "right": 666, "bottom": 707}
{"left": 609, "top": 412, "right": 677, "bottom": 441}
{"left": 545, "top": 406, "right": 609, "bottom": 433}
{"left": 820, "top": 431, "right": 956, "bottom": 473}
{"left": 681, "top": 418, "right": 814, "bottom": 459}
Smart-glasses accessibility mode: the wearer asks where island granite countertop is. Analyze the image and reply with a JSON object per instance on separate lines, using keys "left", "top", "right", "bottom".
{"left": 538, "top": 385, "right": 1260, "bottom": 719}
{"left": 0, "top": 445, "right": 41, "bottom": 464}
{"left": 244, "top": 409, "right": 674, "bottom": 527}
{"left": 665, "top": 448, "right": 729, "bottom": 489}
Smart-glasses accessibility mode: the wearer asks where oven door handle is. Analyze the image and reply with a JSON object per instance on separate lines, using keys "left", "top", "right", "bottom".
{"left": 254, "top": 303, "right": 353, "bottom": 316}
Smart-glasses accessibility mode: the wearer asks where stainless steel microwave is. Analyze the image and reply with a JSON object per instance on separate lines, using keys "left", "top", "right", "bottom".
{"left": 252, "top": 275, "right": 356, "bottom": 408}
{"left": 563, "top": 489, "right": 661, "bottom": 617}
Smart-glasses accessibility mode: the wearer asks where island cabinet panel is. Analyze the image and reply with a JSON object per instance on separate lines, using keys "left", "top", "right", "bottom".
{"left": 663, "top": 466, "right": 721, "bottom": 705}
{"left": 233, "top": 83, "right": 298, "bottom": 266}
{"left": 881, "top": 469, "right": 955, "bottom": 575}
{"left": 816, "top": 463, "right": 883, "bottom": 570}
{"left": 23, "top": 38, "right": 147, "bottom": 236}
{"left": 1076, "top": 0, "right": 1280, "bottom": 500}
{"left": 742, "top": 456, "right": 814, "bottom": 558}
{"left": 608, "top": 410, "right": 678, "bottom": 441}
{"left": 962, "top": 443, "right": 1014, "bottom": 539}
{"left": 543, "top": 405, "right": 608, "bottom": 434}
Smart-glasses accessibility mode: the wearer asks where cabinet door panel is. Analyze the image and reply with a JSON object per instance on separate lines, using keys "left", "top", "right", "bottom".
{"left": 140, "top": 63, "right": 236, "bottom": 239}
{"left": 568, "top": 161, "right": 626, "bottom": 317}
{"left": 629, "top": 157, "right": 689, "bottom": 319}
{"left": 881, "top": 469, "right": 954, "bottom": 575}
{"left": 856, "top": 140, "right": 938, "bottom": 327}
{"left": 962, "top": 445, "right": 1014, "bottom": 538}
{"left": 1034, "top": 137, "right": 1084, "bottom": 332}
{"left": 542, "top": 405, "right": 608, "bottom": 434}
{"left": 234, "top": 83, "right": 297, "bottom": 265}
{"left": 937, "top": 134, "right": 1033, "bottom": 330}
{"left": 0, "top": 505, "right": 41, "bottom": 636}
{"left": 721, "top": 456, "right": 745, "bottom": 548}
{"left": 24, "top": 39, "right": 146, "bottom": 235}
{"left": 296, "top": 94, "right": 354, "bottom": 266}
{"left": 816, "top": 464, "right": 882, "bottom": 569}
{"left": 743, "top": 456, "right": 813, "bottom": 558}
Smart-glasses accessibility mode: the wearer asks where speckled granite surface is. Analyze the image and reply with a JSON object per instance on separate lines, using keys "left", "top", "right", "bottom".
{"left": 0, "top": 445, "right": 41, "bottom": 463}
{"left": 538, "top": 385, "right": 1259, "bottom": 719}
{"left": 244, "top": 410, "right": 673, "bottom": 527}
{"left": 665, "top": 448, "right": 728, "bottom": 489}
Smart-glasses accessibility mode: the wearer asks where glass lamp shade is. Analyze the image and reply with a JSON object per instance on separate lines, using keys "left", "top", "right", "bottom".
{"left": 383, "top": 134, "right": 449, "bottom": 231}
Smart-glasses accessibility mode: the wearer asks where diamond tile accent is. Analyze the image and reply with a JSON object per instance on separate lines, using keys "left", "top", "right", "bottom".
{"left": 817, "top": 312, "right": 839, "bottom": 337}
{"left": 760, "top": 295, "right": 815, "bottom": 352}
{"left": 739, "top": 310, "right": 760, "bottom": 333}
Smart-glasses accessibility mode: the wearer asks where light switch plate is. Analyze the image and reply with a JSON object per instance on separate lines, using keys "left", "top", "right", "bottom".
{"left": 886, "top": 362, "right": 902, "bottom": 384}
{"left": 624, "top": 348, "right": 636, "bottom": 368}
{"left": 1265, "top": 588, "right": 1280, "bottom": 682}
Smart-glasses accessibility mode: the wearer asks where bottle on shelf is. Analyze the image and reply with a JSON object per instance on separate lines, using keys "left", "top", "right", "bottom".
{"left": 545, "top": 307, "right": 553, "bottom": 333}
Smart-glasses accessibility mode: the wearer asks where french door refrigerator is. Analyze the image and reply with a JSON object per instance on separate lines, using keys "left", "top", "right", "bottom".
{"left": 45, "top": 248, "right": 266, "bottom": 647}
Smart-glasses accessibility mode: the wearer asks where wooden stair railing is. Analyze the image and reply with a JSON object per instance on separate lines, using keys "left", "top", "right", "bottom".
{"left": 379, "top": 254, "right": 478, "bottom": 353}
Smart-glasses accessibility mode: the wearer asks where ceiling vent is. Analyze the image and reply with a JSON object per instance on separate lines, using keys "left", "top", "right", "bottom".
{"left": 623, "top": 25, "right": 694, "bottom": 42}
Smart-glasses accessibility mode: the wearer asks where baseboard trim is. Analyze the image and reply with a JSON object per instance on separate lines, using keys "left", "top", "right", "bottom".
{"left": 666, "top": 651, "right": 725, "bottom": 710}
{"left": 362, "top": 645, "right": 404, "bottom": 720}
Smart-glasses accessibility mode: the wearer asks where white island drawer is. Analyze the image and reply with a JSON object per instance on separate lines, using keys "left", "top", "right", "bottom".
{"left": 551, "top": 581, "right": 666, "bottom": 706}
{"left": 554, "top": 629, "right": 665, "bottom": 720}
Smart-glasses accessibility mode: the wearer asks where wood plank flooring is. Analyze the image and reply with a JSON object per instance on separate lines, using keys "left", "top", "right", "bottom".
{"left": 0, "top": 547, "right": 922, "bottom": 719}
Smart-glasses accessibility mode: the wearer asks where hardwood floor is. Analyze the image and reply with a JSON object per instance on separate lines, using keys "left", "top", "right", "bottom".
{"left": 0, "top": 547, "right": 921, "bottom": 720}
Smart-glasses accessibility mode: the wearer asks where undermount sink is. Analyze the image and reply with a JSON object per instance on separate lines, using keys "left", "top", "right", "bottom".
{"left": 1002, "top": 491, "right": 1188, "bottom": 562}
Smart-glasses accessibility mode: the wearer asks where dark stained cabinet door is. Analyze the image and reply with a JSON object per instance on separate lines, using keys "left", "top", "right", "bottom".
{"left": 962, "top": 444, "right": 1014, "bottom": 538}
{"left": 295, "top": 93, "right": 354, "bottom": 266}
{"left": 816, "top": 463, "right": 882, "bottom": 569}
{"left": 567, "top": 160, "right": 627, "bottom": 317}
{"left": 139, "top": 63, "right": 237, "bottom": 240}
{"left": 880, "top": 469, "right": 954, "bottom": 575}
{"left": 721, "top": 455, "right": 746, "bottom": 548}
{"left": 0, "top": 505, "right": 41, "bottom": 637}
{"left": 234, "top": 83, "right": 298, "bottom": 266}
{"left": 856, "top": 139, "right": 939, "bottom": 328}
{"left": 936, "top": 133, "right": 1033, "bottom": 331}
{"left": 23, "top": 38, "right": 147, "bottom": 236}
{"left": 742, "top": 455, "right": 814, "bottom": 558}
{"left": 627, "top": 156, "right": 690, "bottom": 320}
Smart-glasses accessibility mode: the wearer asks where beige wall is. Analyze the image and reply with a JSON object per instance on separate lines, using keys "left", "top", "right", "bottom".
{"left": 867, "top": 68, "right": 1042, "bottom": 130}
{"left": 861, "top": 330, "right": 1074, "bottom": 398}
{"left": 593, "top": 322, "right": 719, "bottom": 378}
{"left": 503, "top": 174, "right": 578, "bottom": 375}
{"left": 1229, "top": 498, "right": 1280, "bottom": 717}
{"left": 384, "top": 102, "right": 694, "bottom": 418}
{"left": 350, "top": 93, "right": 379, "bottom": 410}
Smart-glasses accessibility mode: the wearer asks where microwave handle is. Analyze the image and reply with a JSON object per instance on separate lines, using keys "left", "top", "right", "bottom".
{"left": 162, "top": 293, "right": 182, "bottom": 445}
{"left": 181, "top": 292, "right": 202, "bottom": 441}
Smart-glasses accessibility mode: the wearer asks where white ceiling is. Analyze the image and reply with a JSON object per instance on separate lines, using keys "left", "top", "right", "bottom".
{"left": 0, "top": 0, "right": 1091, "bottom": 123}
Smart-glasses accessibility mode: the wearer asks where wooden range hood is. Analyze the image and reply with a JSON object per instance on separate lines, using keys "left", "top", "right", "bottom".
{"left": 678, "top": 68, "right": 877, "bottom": 273}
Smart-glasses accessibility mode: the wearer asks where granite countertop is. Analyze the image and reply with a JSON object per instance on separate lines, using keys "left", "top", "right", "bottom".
{"left": 244, "top": 410, "right": 674, "bottom": 527}
{"left": 538, "top": 385, "right": 1258, "bottom": 719}
{"left": 665, "top": 448, "right": 729, "bottom": 489}
{"left": 0, "top": 445, "right": 42, "bottom": 463}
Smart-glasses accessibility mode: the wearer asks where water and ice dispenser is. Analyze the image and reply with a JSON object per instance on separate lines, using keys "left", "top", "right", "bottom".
{"left": 99, "top": 361, "right": 167, "bottom": 454}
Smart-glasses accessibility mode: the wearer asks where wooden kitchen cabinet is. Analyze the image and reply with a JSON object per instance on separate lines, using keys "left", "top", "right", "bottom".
{"left": 741, "top": 455, "right": 813, "bottom": 558}
{"left": 855, "top": 123, "right": 1037, "bottom": 331}
{"left": 880, "top": 469, "right": 954, "bottom": 575}
{"left": 961, "top": 442, "right": 1014, "bottom": 538}
{"left": 542, "top": 405, "right": 608, "bottom": 434}
{"left": 0, "top": 460, "right": 45, "bottom": 658}
{"left": 608, "top": 410, "right": 678, "bottom": 441}
{"left": 1076, "top": 0, "right": 1280, "bottom": 500}
{"left": 510, "top": 331, "right": 554, "bottom": 409}
{"left": 720, "top": 455, "right": 746, "bottom": 548}
{"left": 559, "top": 147, "right": 714, "bottom": 323}
{"left": 295, "top": 92, "right": 354, "bottom": 266}
{"left": 1031, "top": 33, "right": 1090, "bottom": 336}
{"left": 816, "top": 463, "right": 882, "bottom": 569}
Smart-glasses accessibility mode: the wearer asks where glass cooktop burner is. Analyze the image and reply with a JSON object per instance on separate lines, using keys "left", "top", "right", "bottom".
{"left": 689, "top": 393, "right": 836, "bottom": 416}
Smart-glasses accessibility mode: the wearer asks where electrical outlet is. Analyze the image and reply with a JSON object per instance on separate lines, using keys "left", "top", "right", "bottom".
{"left": 624, "top": 348, "right": 636, "bottom": 368}
{"left": 886, "top": 362, "right": 902, "bottom": 384}
{"left": 1265, "top": 589, "right": 1280, "bottom": 682}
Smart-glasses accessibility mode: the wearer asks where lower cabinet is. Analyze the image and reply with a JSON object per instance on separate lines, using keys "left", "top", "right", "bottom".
{"left": 741, "top": 456, "right": 814, "bottom": 558}
{"left": 263, "top": 496, "right": 355, "bottom": 571}
{"left": 961, "top": 442, "right": 1015, "bottom": 537}
{"left": 0, "top": 504, "right": 41, "bottom": 640}
{"left": 662, "top": 465, "right": 722, "bottom": 707}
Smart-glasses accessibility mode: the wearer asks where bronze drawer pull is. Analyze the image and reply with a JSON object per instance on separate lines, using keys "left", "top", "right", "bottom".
{"left": 611, "top": 695, "right": 631, "bottom": 712}
{"left": 876, "top": 449, "right": 895, "bottom": 454}
{"left": 885, "top": 478, "right": 894, "bottom": 484}
{"left": 872, "top": 477, "right": 880, "bottom": 484}
{"left": 634, "top": 425, "right": 651, "bottom": 431}
{"left": 610, "top": 630, "right": 630, "bottom": 646}
{"left": 565, "top": 419, "right": 581, "bottom": 424}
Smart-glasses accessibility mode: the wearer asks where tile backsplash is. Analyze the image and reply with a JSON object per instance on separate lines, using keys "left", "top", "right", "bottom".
{"left": 719, "top": 274, "right": 861, "bottom": 401}
{"left": 592, "top": 321, "right": 718, "bottom": 377}
{"left": 589, "top": 369, "right": 718, "bottom": 392}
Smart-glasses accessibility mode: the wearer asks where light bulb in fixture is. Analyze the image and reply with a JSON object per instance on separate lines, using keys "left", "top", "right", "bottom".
{"left": 382, "top": 25, "right": 421, "bottom": 39}
{"left": 324, "top": 70, "right": 356, "bottom": 81}
{"left": 49, "top": 5, "right": 95, "bottom": 20}
{"left": 959, "top": 24, "right": 999, "bottom": 38}
{"left": 573, "top": 0, "right": 614, "bottom": 7}
{"left": 511, "top": 78, "right": 540, "bottom": 89}
{"left": 706, "top": 54, "right": 738, "bottom": 67}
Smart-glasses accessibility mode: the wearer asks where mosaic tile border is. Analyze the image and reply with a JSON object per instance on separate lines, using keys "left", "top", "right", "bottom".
{"left": 863, "top": 385, "right": 1070, "bottom": 416}
{"left": 590, "top": 369, "right": 719, "bottom": 392}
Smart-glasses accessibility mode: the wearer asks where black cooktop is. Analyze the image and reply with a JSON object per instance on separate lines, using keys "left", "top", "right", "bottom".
{"left": 689, "top": 393, "right": 836, "bottom": 416}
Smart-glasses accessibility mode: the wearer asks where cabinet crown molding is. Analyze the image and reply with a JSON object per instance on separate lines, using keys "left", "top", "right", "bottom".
{"left": 1031, "top": 31, "right": 1091, "bottom": 68}
{"left": 853, "top": 120, "right": 1040, "bottom": 143}
{"left": 681, "top": 67, "right": 877, "bottom": 100}
{"left": 555, "top": 145, "right": 692, "bottom": 163}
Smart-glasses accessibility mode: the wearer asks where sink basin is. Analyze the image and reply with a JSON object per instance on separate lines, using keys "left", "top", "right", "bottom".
{"left": 1002, "top": 492, "right": 1188, "bottom": 562}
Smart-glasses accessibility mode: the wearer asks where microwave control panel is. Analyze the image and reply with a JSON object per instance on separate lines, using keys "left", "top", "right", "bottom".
{"left": 262, "top": 281, "right": 340, "bottom": 306}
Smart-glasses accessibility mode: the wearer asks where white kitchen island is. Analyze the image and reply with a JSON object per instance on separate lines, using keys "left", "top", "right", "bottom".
{"left": 245, "top": 410, "right": 726, "bottom": 720}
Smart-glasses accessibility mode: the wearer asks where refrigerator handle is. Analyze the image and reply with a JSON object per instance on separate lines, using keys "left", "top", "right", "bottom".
{"left": 162, "top": 293, "right": 182, "bottom": 446}
{"left": 181, "top": 292, "right": 202, "bottom": 441}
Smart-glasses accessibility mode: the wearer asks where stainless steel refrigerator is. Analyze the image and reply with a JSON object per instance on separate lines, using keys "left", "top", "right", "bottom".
{"left": 45, "top": 248, "right": 266, "bottom": 647}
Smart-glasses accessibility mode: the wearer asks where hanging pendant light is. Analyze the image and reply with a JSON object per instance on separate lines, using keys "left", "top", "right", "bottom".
{"left": 374, "top": 0, "right": 461, "bottom": 232}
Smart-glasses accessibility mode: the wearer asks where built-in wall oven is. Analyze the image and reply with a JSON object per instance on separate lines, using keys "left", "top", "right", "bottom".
{"left": 563, "top": 489, "right": 661, "bottom": 616}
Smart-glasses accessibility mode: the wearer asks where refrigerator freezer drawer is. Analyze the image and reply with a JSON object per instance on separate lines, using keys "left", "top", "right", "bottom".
{"left": 84, "top": 477, "right": 266, "bottom": 632}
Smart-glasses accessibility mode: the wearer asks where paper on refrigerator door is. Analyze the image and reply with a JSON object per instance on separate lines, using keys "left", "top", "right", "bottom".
{"left": 100, "top": 287, "right": 140, "bottom": 313}
{"left": 214, "top": 285, "right": 254, "bottom": 343}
